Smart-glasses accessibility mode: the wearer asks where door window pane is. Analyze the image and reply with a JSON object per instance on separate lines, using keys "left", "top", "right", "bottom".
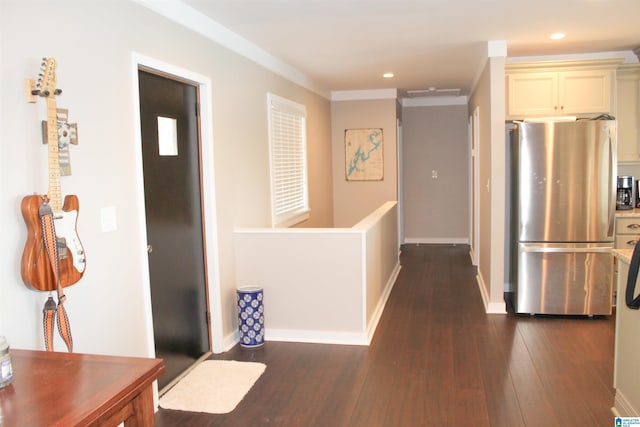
{"left": 157, "top": 116, "right": 178, "bottom": 156}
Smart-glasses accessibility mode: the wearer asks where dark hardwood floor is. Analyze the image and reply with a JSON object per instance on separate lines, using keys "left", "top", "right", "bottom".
{"left": 155, "top": 244, "right": 615, "bottom": 426}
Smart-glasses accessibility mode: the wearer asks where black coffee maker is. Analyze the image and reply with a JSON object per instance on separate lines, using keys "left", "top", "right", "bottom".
{"left": 617, "top": 176, "right": 635, "bottom": 210}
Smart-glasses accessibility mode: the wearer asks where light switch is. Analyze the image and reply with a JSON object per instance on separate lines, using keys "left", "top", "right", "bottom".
{"left": 100, "top": 206, "right": 117, "bottom": 232}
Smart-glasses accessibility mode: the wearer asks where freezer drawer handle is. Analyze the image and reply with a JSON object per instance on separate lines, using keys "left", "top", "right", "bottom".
{"left": 625, "top": 242, "right": 640, "bottom": 309}
{"left": 627, "top": 223, "right": 640, "bottom": 229}
{"left": 521, "top": 246, "right": 611, "bottom": 253}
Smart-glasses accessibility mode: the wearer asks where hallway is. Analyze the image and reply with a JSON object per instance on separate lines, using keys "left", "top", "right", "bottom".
{"left": 155, "top": 244, "right": 615, "bottom": 426}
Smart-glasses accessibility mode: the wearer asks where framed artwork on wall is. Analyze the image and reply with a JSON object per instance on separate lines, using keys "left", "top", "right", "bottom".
{"left": 344, "top": 128, "right": 383, "bottom": 181}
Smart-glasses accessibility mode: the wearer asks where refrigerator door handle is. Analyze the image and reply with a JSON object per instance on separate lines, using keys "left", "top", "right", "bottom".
{"left": 608, "top": 135, "right": 615, "bottom": 237}
{"left": 521, "top": 246, "right": 611, "bottom": 253}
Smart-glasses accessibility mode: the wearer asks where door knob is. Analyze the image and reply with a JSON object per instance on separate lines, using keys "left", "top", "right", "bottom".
{"left": 147, "top": 244, "right": 153, "bottom": 254}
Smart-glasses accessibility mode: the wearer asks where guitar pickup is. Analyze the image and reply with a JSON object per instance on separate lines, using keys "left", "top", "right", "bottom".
{"left": 56, "top": 237, "right": 68, "bottom": 260}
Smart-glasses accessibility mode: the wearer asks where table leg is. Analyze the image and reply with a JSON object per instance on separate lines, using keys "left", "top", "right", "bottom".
{"left": 124, "top": 385, "right": 155, "bottom": 427}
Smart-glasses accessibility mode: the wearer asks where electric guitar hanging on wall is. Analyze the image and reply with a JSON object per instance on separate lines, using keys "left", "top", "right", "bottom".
{"left": 21, "top": 58, "right": 86, "bottom": 291}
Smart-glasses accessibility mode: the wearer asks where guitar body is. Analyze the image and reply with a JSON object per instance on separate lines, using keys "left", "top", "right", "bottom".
{"left": 21, "top": 194, "right": 86, "bottom": 291}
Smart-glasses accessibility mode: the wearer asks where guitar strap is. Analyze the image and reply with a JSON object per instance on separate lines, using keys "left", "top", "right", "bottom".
{"left": 39, "top": 198, "right": 73, "bottom": 352}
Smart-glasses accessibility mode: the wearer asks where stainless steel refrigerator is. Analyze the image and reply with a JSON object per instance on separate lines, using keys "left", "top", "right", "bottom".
{"left": 509, "top": 119, "right": 616, "bottom": 315}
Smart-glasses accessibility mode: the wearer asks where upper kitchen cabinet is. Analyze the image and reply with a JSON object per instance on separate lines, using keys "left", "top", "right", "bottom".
{"left": 506, "top": 59, "right": 621, "bottom": 120}
{"left": 616, "top": 64, "right": 640, "bottom": 164}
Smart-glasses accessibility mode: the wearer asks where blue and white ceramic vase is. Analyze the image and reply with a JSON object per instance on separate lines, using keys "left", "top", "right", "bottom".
{"left": 237, "top": 286, "right": 265, "bottom": 348}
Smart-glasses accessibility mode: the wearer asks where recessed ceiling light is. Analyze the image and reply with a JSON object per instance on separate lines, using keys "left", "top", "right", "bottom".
{"left": 382, "top": 72, "right": 394, "bottom": 79}
{"left": 549, "top": 32, "right": 566, "bottom": 40}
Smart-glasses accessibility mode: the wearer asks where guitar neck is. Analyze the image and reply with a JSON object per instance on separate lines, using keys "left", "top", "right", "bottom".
{"left": 46, "top": 97, "right": 62, "bottom": 212}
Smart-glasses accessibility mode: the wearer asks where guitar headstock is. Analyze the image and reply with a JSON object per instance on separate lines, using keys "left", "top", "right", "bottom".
{"left": 34, "top": 57, "right": 60, "bottom": 97}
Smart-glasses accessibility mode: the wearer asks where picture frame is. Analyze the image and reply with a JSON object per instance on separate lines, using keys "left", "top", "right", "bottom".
{"left": 344, "top": 128, "right": 383, "bottom": 181}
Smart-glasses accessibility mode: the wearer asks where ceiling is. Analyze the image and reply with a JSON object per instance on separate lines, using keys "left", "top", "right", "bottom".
{"left": 175, "top": 0, "right": 639, "bottom": 97}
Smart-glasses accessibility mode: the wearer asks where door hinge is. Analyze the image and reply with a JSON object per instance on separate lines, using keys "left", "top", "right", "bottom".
{"left": 195, "top": 102, "right": 200, "bottom": 117}
{"left": 206, "top": 311, "right": 211, "bottom": 324}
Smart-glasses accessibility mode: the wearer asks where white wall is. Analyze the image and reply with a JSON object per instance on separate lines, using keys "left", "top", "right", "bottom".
{"left": 359, "top": 202, "right": 400, "bottom": 325}
{"left": 331, "top": 98, "right": 399, "bottom": 227}
{"left": 468, "top": 55, "right": 508, "bottom": 314}
{"left": 234, "top": 202, "right": 400, "bottom": 345}
{"left": 401, "top": 104, "right": 470, "bottom": 243}
{"left": 0, "top": 0, "right": 333, "bottom": 355}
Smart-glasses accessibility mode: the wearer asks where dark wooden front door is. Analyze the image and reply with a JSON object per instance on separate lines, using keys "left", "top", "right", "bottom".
{"left": 138, "top": 69, "right": 210, "bottom": 390}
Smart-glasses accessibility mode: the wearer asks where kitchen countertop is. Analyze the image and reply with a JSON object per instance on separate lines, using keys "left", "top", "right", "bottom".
{"left": 615, "top": 208, "right": 640, "bottom": 217}
{"left": 613, "top": 248, "right": 633, "bottom": 264}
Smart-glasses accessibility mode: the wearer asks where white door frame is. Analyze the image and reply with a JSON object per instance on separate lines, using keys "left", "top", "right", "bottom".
{"left": 130, "top": 52, "right": 224, "bottom": 355}
{"left": 397, "top": 118, "right": 404, "bottom": 245}
{"left": 470, "top": 107, "right": 480, "bottom": 267}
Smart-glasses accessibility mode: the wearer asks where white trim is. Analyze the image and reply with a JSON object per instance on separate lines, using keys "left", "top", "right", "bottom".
{"left": 397, "top": 119, "right": 404, "bottom": 245}
{"left": 266, "top": 93, "right": 310, "bottom": 228}
{"left": 266, "top": 329, "right": 370, "bottom": 346}
{"left": 400, "top": 96, "right": 468, "bottom": 107}
{"left": 614, "top": 390, "right": 639, "bottom": 417}
{"left": 235, "top": 227, "right": 360, "bottom": 234}
{"left": 331, "top": 89, "right": 398, "bottom": 101}
{"left": 476, "top": 272, "right": 507, "bottom": 314}
{"left": 130, "top": 55, "right": 156, "bottom": 361}
{"left": 487, "top": 302, "right": 507, "bottom": 314}
{"left": 472, "top": 107, "right": 480, "bottom": 267}
{"left": 404, "top": 237, "right": 469, "bottom": 245}
{"left": 469, "top": 41, "right": 508, "bottom": 96}
{"left": 222, "top": 330, "right": 241, "bottom": 353}
{"left": 488, "top": 40, "right": 507, "bottom": 58}
{"left": 132, "top": 0, "right": 330, "bottom": 98}
{"left": 468, "top": 116, "right": 473, "bottom": 264}
{"left": 131, "top": 52, "right": 225, "bottom": 355}
{"left": 507, "top": 50, "right": 638, "bottom": 65}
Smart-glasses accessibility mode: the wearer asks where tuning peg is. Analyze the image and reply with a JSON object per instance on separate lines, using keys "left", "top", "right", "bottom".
{"left": 42, "top": 90, "right": 50, "bottom": 96}
{"left": 54, "top": 89, "right": 62, "bottom": 95}
{"left": 31, "top": 89, "right": 40, "bottom": 96}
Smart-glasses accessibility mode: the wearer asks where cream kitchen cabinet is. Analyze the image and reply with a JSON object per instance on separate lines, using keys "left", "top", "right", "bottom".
{"left": 615, "top": 214, "right": 640, "bottom": 249}
{"left": 506, "top": 60, "right": 620, "bottom": 120}
{"left": 613, "top": 250, "right": 640, "bottom": 416}
{"left": 616, "top": 64, "right": 640, "bottom": 163}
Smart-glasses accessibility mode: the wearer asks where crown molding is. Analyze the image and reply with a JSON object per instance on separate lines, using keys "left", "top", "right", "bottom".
{"left": 132, "top": 0, "right": 330, "bottom": 99}
{"left": 506, "top": 50, "right": 637, "bottom": 65}
{"left": 400, "top": 96, "right": 469, "bottom": 107}
{"left": 331, "top": 89, "right": 398, "bottom": 101}
{"left": 488, "top": 40, "right": 507, "bottom": 58}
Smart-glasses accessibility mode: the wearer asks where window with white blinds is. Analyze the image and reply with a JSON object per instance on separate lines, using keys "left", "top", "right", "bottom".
{"left": 267, "top": 93, "right": 309, "bottom": 227}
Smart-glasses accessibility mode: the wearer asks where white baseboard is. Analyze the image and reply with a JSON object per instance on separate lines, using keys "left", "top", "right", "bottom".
{"left": 220, "top": 331, "right": 240, "bottom": 352}
{"left": 469, "top": 247, "right": 477, "bottom": 266}
{"left": 476, "top": 272, "right": 507, "bottom": 314}
{"left": 486, "top": 301, "right": 507, "bottom": 314}
{"left": 614, "top": 390, "right": 639, "bottom": 417}
{"left": 223, "top": 327, "right": 370, "bottom": 348}
{"left": 265, "top": 329, "right": 369, "bottom": 346}
{"left": 404, "top": 237, "right": 469, "bottom": 245}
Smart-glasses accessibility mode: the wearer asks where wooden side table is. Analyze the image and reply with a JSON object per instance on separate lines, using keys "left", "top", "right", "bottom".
{"left": 0, "top": 349, "right": 165, "bottom": 426}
